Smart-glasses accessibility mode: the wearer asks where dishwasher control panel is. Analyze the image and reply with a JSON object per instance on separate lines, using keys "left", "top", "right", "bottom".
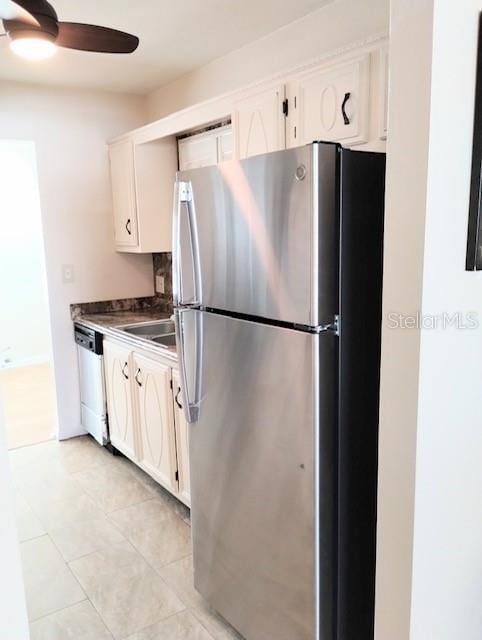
{"left": 74, "top": 324, "right": 103, "bottom": 355}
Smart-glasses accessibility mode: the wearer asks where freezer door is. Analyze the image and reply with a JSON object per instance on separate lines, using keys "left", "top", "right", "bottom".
{"left": 175, "top": 308, "right": 337, "bottom": 640}
{"left": 173, "top": 143, "right": 338, "bottom": 327}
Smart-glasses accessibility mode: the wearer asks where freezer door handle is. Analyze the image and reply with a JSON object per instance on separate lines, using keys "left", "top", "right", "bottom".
{"left": 172, "top": 180, "right": 202, "bottom": 307}
{"left": 175, "top": 309, "right": 203, "bottom": 423}
{"left": 172, "top": 180, "right": 181, "bottom": 305}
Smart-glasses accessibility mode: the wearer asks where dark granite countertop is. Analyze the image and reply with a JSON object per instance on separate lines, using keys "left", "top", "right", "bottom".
{"left": 73, "top": 305, "right": 178, "bottom": 363}
{"left": 79, "top": 309, "right": 172, "bottom": 328}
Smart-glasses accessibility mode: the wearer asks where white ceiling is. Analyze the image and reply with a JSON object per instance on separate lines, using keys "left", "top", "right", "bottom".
{"left": 0, "top": 0, "right": 333, "bottom": 94}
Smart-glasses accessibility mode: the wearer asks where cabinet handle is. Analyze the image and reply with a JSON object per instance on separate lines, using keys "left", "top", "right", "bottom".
{"left": 341, "top": 92, "right": 351, "bottom": 125}
{"left": 175, "top": 387, "right": 183, "bottom": 409}
{"left": 125, "top": 218, "right": 132, "bottom": 235}
{"left": 135, "top": 368, "right": 142, "bottom": 387}
{"left": 121, "top": 362, "right": 129, "bottom": 380}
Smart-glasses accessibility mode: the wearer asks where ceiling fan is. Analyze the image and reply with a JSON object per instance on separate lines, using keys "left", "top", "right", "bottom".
{"left": 0, "top": 0, "right": 139, "bottom": 60}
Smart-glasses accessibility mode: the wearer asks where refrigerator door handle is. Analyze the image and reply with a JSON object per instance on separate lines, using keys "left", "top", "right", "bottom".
{"left": 175, "top": 309, "right": 203, "bottom": 423}
{"left": 172, "top": 180, "right": 181, "bottom": 306}
{"left": 172, "top": 180, "right": 202, "bottom": 307}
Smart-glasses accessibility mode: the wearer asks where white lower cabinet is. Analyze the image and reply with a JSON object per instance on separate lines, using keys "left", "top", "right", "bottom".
{"left": 104, "top": 339, "right": 190, "bottom": 506}
{"left": 104, "top": 341, "right": 137, "bottom": 461}
{"left": 172, "top": 368, "right": 191, "bottom": 507}
{"left": 133, "top": 353, "right": 178, "bottom": 495}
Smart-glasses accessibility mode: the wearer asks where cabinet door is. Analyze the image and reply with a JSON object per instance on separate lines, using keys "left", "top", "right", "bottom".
{"left": 217, "top": 128, "right": 233, "bottom": 162}
{"left": 291, "top": 55, "right": 370, "bottom": 147}
{"left": 234, "top": 85, "right": 286, "bottom": 159}
{"left": 104, "top": 341, "right": 137, "bottom": 461}
{"left": 178, "top": 132, "right": 219, "bottom": 170}
{"left": 172, "top": 368, "right": 190, "bottom": 507}
{"left": 109, "top": 141, "right": 138, "bottom": 247}
{"left": 133, "top": 353, "right": 178, "bottom": 494}
{"left": 133, "top": 138, "right": 178, "bottom": 253}
{"left": 377, "top": 46, "right": 389, "bottom": 140}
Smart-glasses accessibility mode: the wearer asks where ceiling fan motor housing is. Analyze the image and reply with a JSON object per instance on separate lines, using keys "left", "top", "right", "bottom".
{"left": 4, "top": 0, "right": 58, "bottom": 42}
{"left": 2, "top": 0, "right": 140, "bottom": 54}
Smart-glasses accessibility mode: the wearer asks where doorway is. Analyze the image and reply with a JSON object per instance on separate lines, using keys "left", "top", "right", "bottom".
{"left": 0, "top": 140, "right": 57, "bottom": 449}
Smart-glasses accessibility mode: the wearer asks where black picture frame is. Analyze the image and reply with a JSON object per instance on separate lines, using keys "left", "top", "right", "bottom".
{"left": 466, "top": 13, "right": 482, "bottom": 270}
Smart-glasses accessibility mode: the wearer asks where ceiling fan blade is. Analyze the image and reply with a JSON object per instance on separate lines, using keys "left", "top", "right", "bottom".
{"left": 57, "top": 22, "right": 139, "bottom": 54}
{"left": 0, "top": 0, "right": 39, "bottom": 25}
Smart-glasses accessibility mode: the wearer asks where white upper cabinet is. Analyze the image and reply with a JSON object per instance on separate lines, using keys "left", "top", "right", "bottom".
{"left": 217, "top": 127, "right": 233, "bottom": 162}
{"left": 109, "top": 137, "right": 177, "bottom": 253}
{"left": 178, "top": 125, "right": 233, "bottom": 171}
{"left": 288, "top": 54, "right": 371, "bottom": 147}
{"left": 178, "top": 131, "right": 218, "bottom": 170}
{"left": 109, "top": 141, "right": 138, "bottom": 248}
{"left": 377, "top": 46, "right": 389, "bottom": 140}
{"left": 234, "top": 85, "right": 286, "bottom": 159}
{"left": 109, "top": 42, "right": 387, "bottom": 247}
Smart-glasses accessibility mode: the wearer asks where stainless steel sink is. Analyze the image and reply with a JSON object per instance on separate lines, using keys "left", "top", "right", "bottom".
{"left": 117, "top": 320, "right": 175, "bottom": 339}
{"left": 115, "top": 320, "right": 176, "bottom": 349}
{"left": 151, "top": 334, "right": 177, "bottom": 347}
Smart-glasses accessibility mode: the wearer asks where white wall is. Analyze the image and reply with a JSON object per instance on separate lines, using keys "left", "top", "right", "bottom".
{"left": 411, "top": 1, "right": 482, "bottom": 638}
{"left": 146, "top": 0, "right": 389, "bottom": 120}
{"left": 377, "top": 1, "right": 482, "bottom": 638}
{"left": 374, "top": 1, "right": 434, "bottom": 637}
{"left": 0, "top": 405, "right": 29, "bottom": 639}
{"left": 0, "top": 81, "right": 152, "bottom": 439}
{"left": 0, "top": 141, "right": 51, "bottom": 368}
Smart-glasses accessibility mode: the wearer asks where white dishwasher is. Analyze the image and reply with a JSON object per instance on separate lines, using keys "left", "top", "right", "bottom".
{"left": 74, "top": 324, "right": 109, "bottom": 445}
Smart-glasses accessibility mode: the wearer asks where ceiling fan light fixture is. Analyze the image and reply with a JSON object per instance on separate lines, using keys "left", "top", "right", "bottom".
{"left": 1, "top": 0, "right": 139, "bottom": 57}
{"left": 10, "top": 32, "right": 57, "bottom": 60}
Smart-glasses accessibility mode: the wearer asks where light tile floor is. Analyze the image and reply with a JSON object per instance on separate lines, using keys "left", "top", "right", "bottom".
{"left": 10, "top": 436, "right": 242, "bottom": 640}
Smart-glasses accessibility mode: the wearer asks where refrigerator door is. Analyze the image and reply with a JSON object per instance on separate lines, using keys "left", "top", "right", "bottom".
{"left": 173, "top": 143, "right": 338, "bottom": 327}
{"left": 175, "top": 308, "right": 337, "bottom": 640}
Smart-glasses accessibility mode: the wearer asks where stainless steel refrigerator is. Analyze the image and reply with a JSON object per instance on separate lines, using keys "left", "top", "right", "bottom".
{"left": 173, "top": 142, "right": 385, "bottom": 640}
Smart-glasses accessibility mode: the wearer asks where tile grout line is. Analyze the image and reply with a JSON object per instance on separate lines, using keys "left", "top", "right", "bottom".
{"left": 18, "top": 531, "right": 48, "bottom": 545}
{"left": 77, "top": 589, "right": 116, "bottom": 640}
{"left": 125, "top": 608, "right": 218, "bottom": 640}
{"left": 107, "top": 508, "right": 192, "bottom": 579}
{"left": 45, "top": 531, "right": 91, "bottom": 601}
{"left": 28, "top": 599, "right": 92, "bottom": 628}
{"left": 64, "top": 546, "right": 128, "bottom": 640}
{"left": 189, "top": 607, "right": 233, "bottom": 640}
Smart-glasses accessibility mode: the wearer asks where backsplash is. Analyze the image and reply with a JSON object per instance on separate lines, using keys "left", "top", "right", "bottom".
{"left": 70, "top": 253, "right": 173, "bottom": 321}
{"left": 153, "top": 252, "right": 173, "bottom": 304}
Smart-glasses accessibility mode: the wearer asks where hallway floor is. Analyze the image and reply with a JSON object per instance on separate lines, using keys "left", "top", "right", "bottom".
{"left": 10, "top": 436, "right": 241, "bottom": 640}
{"left": 1, "top": 363, "right": 56, "bottom": 449}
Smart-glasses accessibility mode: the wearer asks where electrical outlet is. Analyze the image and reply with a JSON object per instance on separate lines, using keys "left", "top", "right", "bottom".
{"left": 62, "top": 264, "right": 75, "bottom": 284}
{"left": 155, "top": 275, "right": 165, "bottom": 294}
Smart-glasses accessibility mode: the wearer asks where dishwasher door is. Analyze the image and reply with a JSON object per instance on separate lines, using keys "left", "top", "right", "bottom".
{"left": 77, "top": 345, "right": 108, "bottom": 445}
